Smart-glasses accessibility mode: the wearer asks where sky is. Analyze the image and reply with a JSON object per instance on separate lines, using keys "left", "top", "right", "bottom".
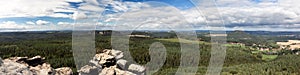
{"left": 0, "top": 0, "right": 299, "bottom": 32}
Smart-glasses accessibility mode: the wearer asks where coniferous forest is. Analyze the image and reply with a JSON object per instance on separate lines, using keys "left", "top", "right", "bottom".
{"left": 1, "top": 31, "right": 300, "bottom": 75}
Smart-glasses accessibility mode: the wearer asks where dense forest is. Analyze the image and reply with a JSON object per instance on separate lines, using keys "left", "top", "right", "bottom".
{"left": 0, "top": 31, "right": 300, "bottom": 75}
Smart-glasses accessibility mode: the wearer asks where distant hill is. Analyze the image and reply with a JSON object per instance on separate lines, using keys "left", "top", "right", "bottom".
{"left": 228, "top": 30, "right": 255, "bottom": 40}
{"left": 227, "top": 30, "right": 266, "bottom": 46}
{"left": 0, "top": 31, "right": 71, "bottom": 42}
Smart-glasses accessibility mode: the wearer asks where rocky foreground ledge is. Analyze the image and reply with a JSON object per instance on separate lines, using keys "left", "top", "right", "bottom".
{"left": 0, "top": 49, "right": 145, "bottom": 75}
{"left": 0, "top": 56, "right": 72, "bottom": 75}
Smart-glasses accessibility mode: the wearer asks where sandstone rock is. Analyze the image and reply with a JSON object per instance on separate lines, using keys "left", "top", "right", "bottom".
{"left": 30, "top": 63, "right": 55, "bottom": 75}
{"left": 115, "top": 68, "right": 136, "bottom": 75}
{"left": 110, "top": 49, "right": 122, "bottom": 56}
{"left": 7, "top": 57, "right": 28, "bottom": 62}
{"left": 110, "top": 49, "right": 124, "bottom": 59}
{"left": 93, "top": 50, "right": 116, "bottom": 68}
{"left": 55, "top": 67, "right": 73, "bottom": 75}
{"left": 1, "top": 59, "right": 32, "bottom": 75}
{"left": 78, "top": 65, "right": 100, "bottom": 75}
{"left": 0, "top": 56, "right": 73, "bottom": 75}
{"left": 94, "top": 54, "right": 103, "bottom": 61}
{"left": 115, "top": 53, "right": 124, "bottom": 60}
{"left": 116, "top": 59, "right": 127, "bottom": 69}
{"left": 99, "top": 66, "right": 116, "bottom": 75}
{"left": 23, "top": 55, "right": 45, "bottom": 66}
{"left": 28, "top": 56, "right": 44, "bottom": 60}
{"left": 103, "top": 49, "right": 112, "bottom": 54}
{"left": 78, "top": 49, "right": 145, "bottom": 75}
{"left": 128, "top": 64, "right": 146, "bottom": 73}
{"left": 89, "top": 59, "right": 101, "bottom": 68}
{"left": 98, "top": 55, "right": 114, "bottom": 66}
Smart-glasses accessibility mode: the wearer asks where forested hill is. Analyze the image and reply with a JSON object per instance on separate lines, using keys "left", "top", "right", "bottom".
{"left": 227, "top": 30, "right": 267, "bottom": 46}
{"left": 0, "top": 31, "right": 71, "bottom": 42}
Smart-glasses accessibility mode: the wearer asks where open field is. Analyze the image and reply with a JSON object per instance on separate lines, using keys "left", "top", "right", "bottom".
{"left": 262, "top": 55, "right": 278, "bottom": 61}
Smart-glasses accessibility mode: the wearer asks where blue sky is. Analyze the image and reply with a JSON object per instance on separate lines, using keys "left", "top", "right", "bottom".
{"left": 0, "top": 17, "right": 73, "bottom": 25}
{"left": 0, "top": 0, "right": 299, "bottom": 31}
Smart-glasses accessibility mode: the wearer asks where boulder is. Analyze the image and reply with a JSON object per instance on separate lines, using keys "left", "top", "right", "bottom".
{"left": 29, "top": 63, "right": 55, "bottom": 75}
{"left": 89, "top": 59, "right": 101, "bottom": 68}
{"left": 100, "top": 56, "right": 115, "bottom": 67}
{"left": 23, "top": 55, "right": 45, "bottom": 66}
{"left": 94, "top": 53, "right": 115, "bottom": 68}
{"left": 99, "top": 66, "right": 116, "bottom": 75}
{"left": 7, "top": 57, "right": 28, "bottom": 62}
{"left": 110, "top": 49, "right": 122, "bottom": 56}
{"left": 115, "top": 68, "right": 136, "bottom": 75}
{"left": 78, "top": 65, "right": 100, "bottom": 75}
{"left": 116, "top": 59, "right": 127, "bottom": 69}
{"left": 115, "top": 53, "right": 124, "bottom": 60}
{"left": 110, "top": 49, "right": 124, "bottom": 59}
{"left": 78, "top": 49, "right": 145, "bottom": 75}
{"left": 0, "top": 56, "right": 73, "bottom": 75}
{"left": 1, "top": 59, "right": 32, "bottom": 75}
{"left": 128, "top": 64, "right": 146, "bottom": 73}
{"left": 55, "top": 67, "right": 73, "bottom": 75}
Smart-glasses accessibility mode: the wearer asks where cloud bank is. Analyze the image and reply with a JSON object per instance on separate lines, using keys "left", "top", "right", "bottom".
{"left": 0, "top": 0, "right": 300, "bottom": 31}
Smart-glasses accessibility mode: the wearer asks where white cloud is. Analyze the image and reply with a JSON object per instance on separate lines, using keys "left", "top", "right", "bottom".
{"left": 0, "top": 21, "right": 74, "bottom": 32}
{"left": 2, "top": 0, "right": 300, "bottom": 31}
{"left": 49, "top": 13, "right": 72, "bottom": 18}
{"left": 176, "top": 0, "right": 300, "bottom": 30}
{"left": 0, "top": 21, "right": 26, "bottom": 31}
{"left": 36, "top": 20, "right": 50, "bottom": 25}
{"left": 80, "top": 0, "right": 150, "bottom": 13}
{"left": 70, "top": 0, "right": 300, "bottom": 31}
{"left": 78, "top": 4, "right": 105, "bottom": 12}
{"left": 57, "top": 22, "right": 72, "bottom": 25}
{"left": 26, "top": 21, "right": 35, "bottom": 25}
{"left": 72, "top": 11, "right": 87, "bottom": 20}
{"left": 2, "top": 21, "right": 17, "bottom": 26}
{"left": 0, "top": 0, "right": 75, "bottom": 18}
{"left": 106, "top": 5, "right": 192, "bottom": 30}
{"left": 108, "top": 1, "right": 151, "bottom": 12}
{"left": 220, "top": 0, "right": 299, "bottom": 26}
{"left": 65, "top": 0, "right": 83, "bottom": 2}
{"left": 84, "top": 0, "right": 100, "bottom": 5}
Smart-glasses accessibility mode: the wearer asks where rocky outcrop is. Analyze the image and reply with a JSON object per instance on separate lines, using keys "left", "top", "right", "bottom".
{"left": 0, "top": 49, "right": 145, "bottom": 75}
{"left": 0, "top": 56, "right": 72, "bottom": 75}
{"left": 78, "top": 49, "right": 146, "bottom": 75}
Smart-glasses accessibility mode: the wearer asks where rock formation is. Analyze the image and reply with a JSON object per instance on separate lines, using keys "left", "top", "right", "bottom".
{"left": 0, "top": 49, "right": 145, "bottom": 75}
{"left": 78, "top": 49, "right": 146, "bottom": 75}
{"left": 0, "top": 56, "right": 73, "bottom": 75}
